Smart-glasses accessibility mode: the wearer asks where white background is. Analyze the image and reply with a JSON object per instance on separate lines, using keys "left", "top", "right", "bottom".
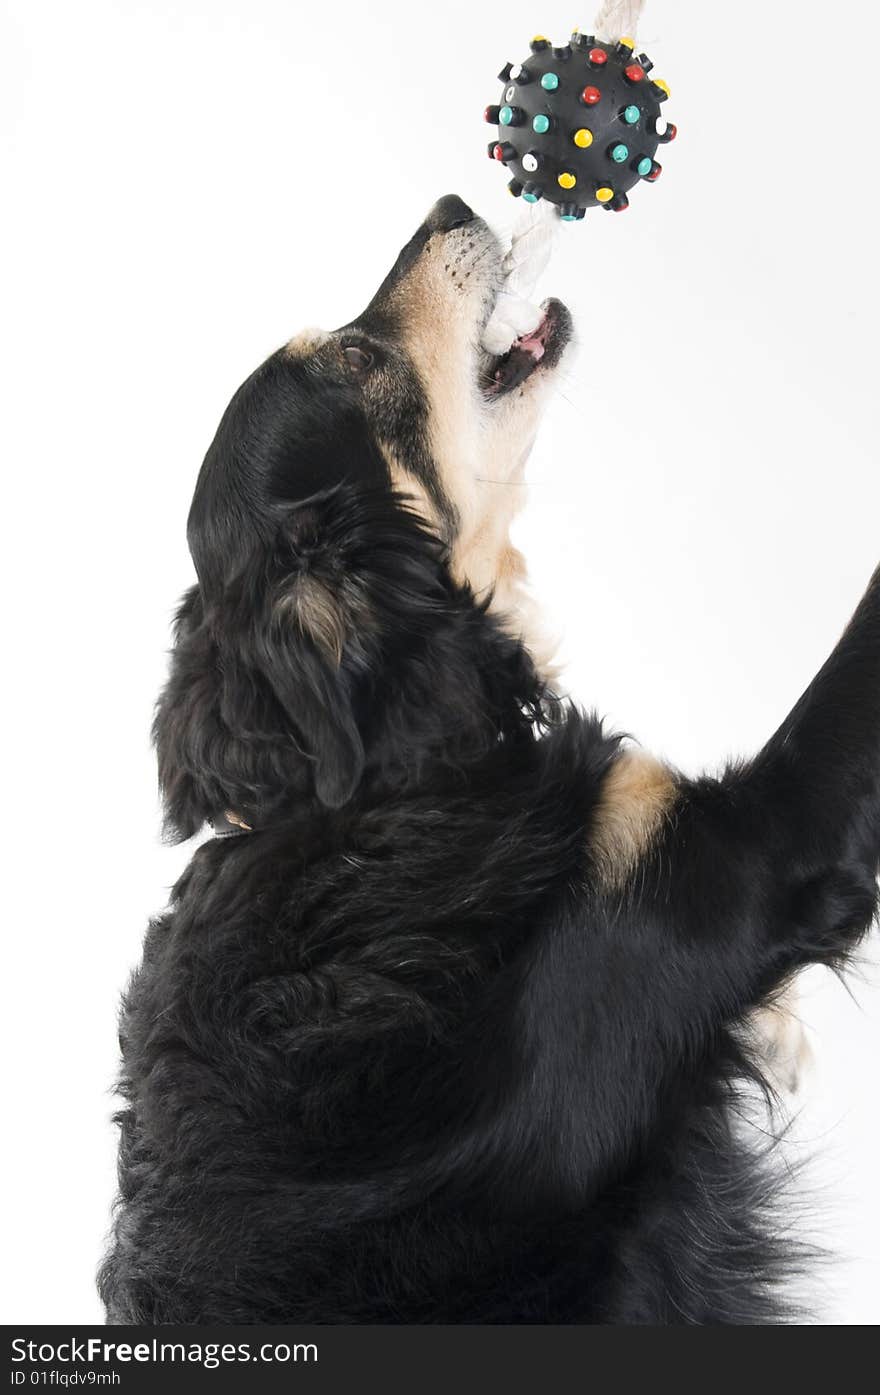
{"left": 2, "top": 0, "right": 878, "bottom": 1323}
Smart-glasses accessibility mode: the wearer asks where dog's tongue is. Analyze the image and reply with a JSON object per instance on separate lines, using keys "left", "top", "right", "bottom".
{"left": 515, "top": 322, "right": 547, "bottom": 361}
{"left": 487, "top": 306, "right": 553, "bottom": 393}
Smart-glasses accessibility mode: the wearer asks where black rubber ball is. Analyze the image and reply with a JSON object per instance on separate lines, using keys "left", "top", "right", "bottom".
{"left": 485, "top": 33, "right": 674, "bottom": 217}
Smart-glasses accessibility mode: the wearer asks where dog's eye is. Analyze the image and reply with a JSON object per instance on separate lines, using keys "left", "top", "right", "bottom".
{"left": 342, "top": 344, "right": 374, "bottom": 374}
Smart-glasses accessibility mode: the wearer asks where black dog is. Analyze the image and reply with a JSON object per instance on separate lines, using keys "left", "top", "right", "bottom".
{"left": 100, "top": 195, "right": 880, "bottom": 1324}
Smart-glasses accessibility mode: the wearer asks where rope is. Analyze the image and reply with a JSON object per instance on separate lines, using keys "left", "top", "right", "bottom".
{"left": 482, "top": 202, "right": 559, "bottom": 354}
{"left": 481, "top": 0, "right": 647, "bottom": 355}
{"left": 593, "top": 0, "right": 645, "bottom": 42}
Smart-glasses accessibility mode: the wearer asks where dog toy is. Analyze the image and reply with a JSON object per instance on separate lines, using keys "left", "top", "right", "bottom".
{"left": 485, "top": 33, "right": 674, "bottom": 219}
{"left": 481, "top": 0, "right": 675, "bottom": 354}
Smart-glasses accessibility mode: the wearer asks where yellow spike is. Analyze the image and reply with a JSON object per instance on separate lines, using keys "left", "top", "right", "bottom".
{"left": 573, "top": 127, "right": 593, "bottom": 148}
{"left": 596, "top": 186, "right": 614, "bottom": 203}
{"left": 558, "top": 171, "right": 577, "bottom": 189}
{"left": 653, "top": 78, "right": 671, "bottom": 97}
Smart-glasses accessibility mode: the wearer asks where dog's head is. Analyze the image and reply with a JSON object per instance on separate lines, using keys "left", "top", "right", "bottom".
{"left": 156, "top": 195, "right": 572, "bottom": 837}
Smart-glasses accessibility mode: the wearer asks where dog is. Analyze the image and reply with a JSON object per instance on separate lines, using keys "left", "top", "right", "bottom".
{"left": 100, "top": 194, "right": 880, "bottom": 1324}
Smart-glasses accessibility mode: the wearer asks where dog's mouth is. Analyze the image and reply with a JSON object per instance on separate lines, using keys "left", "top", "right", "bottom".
{"left": 480, "top": 298, "right": 572, "bottom": 398}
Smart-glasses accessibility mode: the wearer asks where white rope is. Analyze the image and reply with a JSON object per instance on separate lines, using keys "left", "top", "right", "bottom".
{"left": 593, "top": 0, "right": 645, "bottom": 42}
{"left": 482, "top": 202, "right": 559, "bottom": 354}
{"left": 481, "top": 0, "right": 647, "bottom": 355}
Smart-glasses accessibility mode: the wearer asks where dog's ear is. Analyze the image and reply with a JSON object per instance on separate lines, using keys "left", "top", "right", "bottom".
{"left": 254, "top": 552, "right": 366, "bottom": 810}
{"left": 153, "top": 584, "right": 232, "bottom": 840}
{"left": 256, "top": 495, "right": 376, "bottom": 808}
{"left": 155, "top": 487, "right": 455, "bottom": 837}
{"left": 154, "top": 503, "right": 369, "bottom": 837}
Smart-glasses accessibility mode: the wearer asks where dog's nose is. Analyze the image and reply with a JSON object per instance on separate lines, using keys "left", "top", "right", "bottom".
{"left": 425, "top": 194, "right": 475, "bottom": 233}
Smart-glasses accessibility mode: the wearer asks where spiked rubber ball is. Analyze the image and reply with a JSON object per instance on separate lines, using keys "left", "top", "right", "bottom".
{"left": 485, "top": 32, "right": 676, "bottom": 219}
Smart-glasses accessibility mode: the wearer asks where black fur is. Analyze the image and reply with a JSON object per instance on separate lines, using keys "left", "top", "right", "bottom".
{"left": 100, "top": 201, "right": 880, "bottom": 1325}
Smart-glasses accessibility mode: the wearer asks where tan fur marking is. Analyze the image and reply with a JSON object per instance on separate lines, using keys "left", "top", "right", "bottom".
{"left": 284, "top": 328, "right": 328, "bottom": 359}
{"left": 496, "top": 545, "right": 527, "bottom": 584}
{"left": 383, "top": 455, "right": 441, "bottom": 531}
{"left": 747, "top": 982, "right": 813, "bottom": 1095}
{"left": 379, "top": 234, "right": 563, "bottom": 675}
{"left": 278, "top": 575, "right": 346, "bottom": 664}
{"left": 591, "top": 750, "right": 677, "bottom": 890}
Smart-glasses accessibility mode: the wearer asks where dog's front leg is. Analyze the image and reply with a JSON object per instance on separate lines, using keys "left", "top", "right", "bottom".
{"left": 661, "top": 555, "right": 880, "bottom": 1001}
{"left": 520, "top": 569, "right": 880, "bottom": 1182}
{"left": 748, "top": 562, "right": 880, "bottom": 871}
{"left": 653, "top": 561, "right": 880, "bottom": 1048}
{"left": 704, "top": 563, "right": 880, "bottom": 1086}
